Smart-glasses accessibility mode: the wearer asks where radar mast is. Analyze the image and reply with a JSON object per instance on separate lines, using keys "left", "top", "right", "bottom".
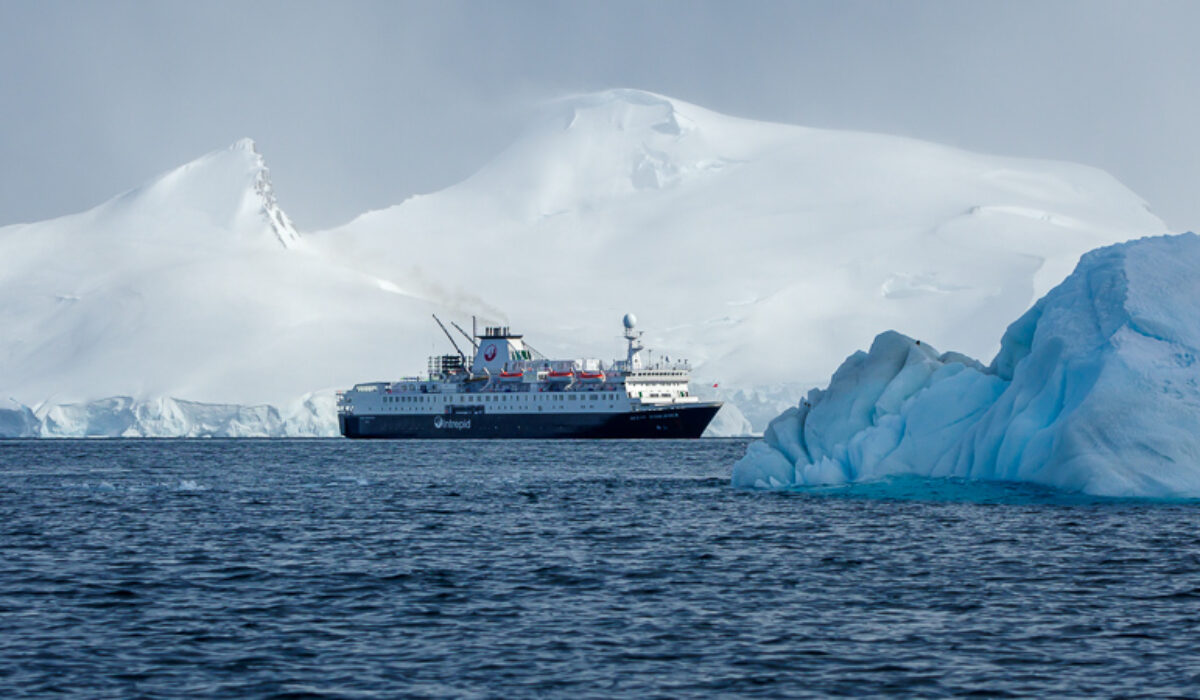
{"left": 623, "top": 313, "right": 644, "bottom": 370}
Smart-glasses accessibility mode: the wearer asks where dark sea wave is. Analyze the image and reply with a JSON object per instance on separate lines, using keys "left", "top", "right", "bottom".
{"left": 1, "top": 439, "right": 1198, "bottom": 697}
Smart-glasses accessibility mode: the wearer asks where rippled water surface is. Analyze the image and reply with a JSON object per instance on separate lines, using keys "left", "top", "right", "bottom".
{"left": 2, "top": 439, "right": 1200, "bottom": 697}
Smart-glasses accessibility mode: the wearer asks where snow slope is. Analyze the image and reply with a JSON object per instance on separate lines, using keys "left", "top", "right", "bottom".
{"left": 732, "top": 233, "right": 1200, "bottom": 498}
{"left": 0, "top": 140, "right": 459, "bottom": 436}
{"left": 0, "top": 90, "right": 1170, "bottom": 436}
{"left": 313, "top": 89, "right": 1165, "bottom": 430}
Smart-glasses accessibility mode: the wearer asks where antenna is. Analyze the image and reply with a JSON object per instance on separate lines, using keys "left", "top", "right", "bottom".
{"left": 451, "top": 321, "right": 479, "bottom": 352}
{"left": 432, "top": 314, "right": 467, "bottom": 365}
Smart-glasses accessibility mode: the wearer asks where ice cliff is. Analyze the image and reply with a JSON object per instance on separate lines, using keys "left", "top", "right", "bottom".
{"left": 732, "top": 233, "right": 1200, "bottom": 498}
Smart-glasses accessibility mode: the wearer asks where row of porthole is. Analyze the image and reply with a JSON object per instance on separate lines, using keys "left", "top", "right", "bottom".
{"left": 384, "top": 395, "right": 429, "bottom": 403}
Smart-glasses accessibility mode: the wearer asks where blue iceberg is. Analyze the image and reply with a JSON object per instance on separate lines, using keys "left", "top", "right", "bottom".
{"left": 733, "top": 233, "right": 1200, "bottom": 498}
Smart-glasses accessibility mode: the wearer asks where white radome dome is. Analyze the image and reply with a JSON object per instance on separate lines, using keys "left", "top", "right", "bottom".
{"left": 623, "top": 313, "right": 637, "bottom": 330}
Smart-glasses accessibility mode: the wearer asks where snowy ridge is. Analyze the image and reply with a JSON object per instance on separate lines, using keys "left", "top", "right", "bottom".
{"left": 732, "top": 233, "right": 1200, "bottom": 498}
{"left": 241, "top": 139, "right": 302, "bottom": 249}
{"left": 0, "top": 90, "right": 1171, "bottom": 437}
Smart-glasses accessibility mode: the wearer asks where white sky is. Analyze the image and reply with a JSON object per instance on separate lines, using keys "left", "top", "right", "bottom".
{"left": 2, "top": 0, "right": 1198, "bottom": 232}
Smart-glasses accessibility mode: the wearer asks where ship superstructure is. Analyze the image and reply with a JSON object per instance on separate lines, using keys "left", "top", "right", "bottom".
{"left": 337, "top": 315, "right": 721, "bottom": 439}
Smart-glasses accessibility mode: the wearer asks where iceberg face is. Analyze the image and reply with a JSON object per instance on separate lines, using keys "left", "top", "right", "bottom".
{"left": 733, "top": 233, "right": 1200, "bottom": 498}
{"left": 0, "top": 399, "right": 39, "bottom": 438}
{"left": 702, "top": 401, "right": 755, "bottom": 437}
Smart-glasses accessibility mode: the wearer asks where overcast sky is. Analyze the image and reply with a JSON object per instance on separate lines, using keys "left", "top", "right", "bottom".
{"left": 2, "top": 0, "right": 1198, "bottom": 232}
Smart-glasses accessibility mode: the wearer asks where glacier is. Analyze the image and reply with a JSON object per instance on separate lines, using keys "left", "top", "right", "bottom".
{"left": 0, "top": 90, "right": 1170, "bottom": 437}
{"left": 732, "top": 233, "right": 1200, "bottom": 498}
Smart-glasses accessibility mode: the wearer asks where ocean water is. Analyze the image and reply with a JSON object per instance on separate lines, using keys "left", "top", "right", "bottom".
{"left": 2, "top": 439, "right": 1199, "bottom": 698}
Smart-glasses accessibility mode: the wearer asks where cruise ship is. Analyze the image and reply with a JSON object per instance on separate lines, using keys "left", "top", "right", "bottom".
{"left": 337, "top": 314, "right": 721, "bottom": 439}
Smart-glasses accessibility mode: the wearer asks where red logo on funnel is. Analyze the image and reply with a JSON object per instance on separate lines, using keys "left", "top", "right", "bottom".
{"left": 483, "top": 344, "right": 497, "bottom": 361}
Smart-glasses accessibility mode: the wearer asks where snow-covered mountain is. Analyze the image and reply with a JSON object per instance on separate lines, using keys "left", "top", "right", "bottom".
{"left": 313, "top": 89, "right": 1166, "bottom": 428}
{"left": 0, "top": 140, "right": 454, "bottom": 436}
{"left": 0, "top": 89, "right": 1170, "bottom": 437}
